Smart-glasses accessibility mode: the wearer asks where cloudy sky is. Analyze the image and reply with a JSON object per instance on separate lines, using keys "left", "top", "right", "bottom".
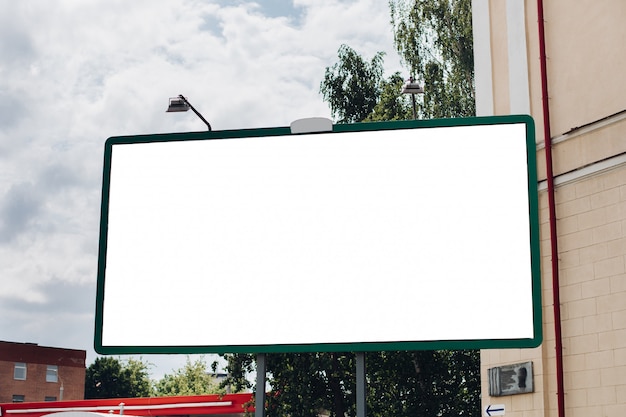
{"left": 0, "top": 0, "right": 405, "bottom": 380}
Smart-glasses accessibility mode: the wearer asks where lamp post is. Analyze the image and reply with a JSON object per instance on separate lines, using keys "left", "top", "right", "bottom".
{"left": 401, "top": 77, "right": 424, "bottom": 120}
{"left": 166, "top": 94, "right": 212, "bottom": 131}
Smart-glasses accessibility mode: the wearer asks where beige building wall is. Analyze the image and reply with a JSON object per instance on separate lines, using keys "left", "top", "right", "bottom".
{"left": 474, "top": 0, "right": 626, "bottom": 416}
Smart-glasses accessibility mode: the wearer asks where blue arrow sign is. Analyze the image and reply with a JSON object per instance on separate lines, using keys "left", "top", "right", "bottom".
{"left": 485, "top": 404, "right": 505, "bottom": 416}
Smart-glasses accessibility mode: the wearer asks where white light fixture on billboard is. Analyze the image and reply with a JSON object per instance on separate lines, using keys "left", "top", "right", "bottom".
{"left": 401, "top": 76, "right": 424, "bottom": 120}
{"left": 166, "top": 94, "right": 212, "bottom": 131}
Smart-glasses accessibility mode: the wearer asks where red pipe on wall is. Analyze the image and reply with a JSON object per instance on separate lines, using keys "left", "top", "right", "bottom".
{"left": 536, "top": 1, "right": 566, "bottom": 416}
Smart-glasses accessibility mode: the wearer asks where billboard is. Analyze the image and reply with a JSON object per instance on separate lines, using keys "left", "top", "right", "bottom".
{"left": 95, "top": 115, "right": 541, "bottom": 354}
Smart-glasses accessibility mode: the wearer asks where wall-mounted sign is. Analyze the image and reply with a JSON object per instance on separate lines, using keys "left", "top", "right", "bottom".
{"left": 488, "top": 361, "right": 534, "bottom": 396}
{"left": 484, "top": 404, "right": 506, "bottom": 416}
{"left": 94, "top": 115, "right": 541, "bottom": 354}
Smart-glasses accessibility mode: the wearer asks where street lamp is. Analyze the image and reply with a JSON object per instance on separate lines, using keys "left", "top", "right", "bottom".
{"left": 166, "top": 94, "right": 212, "bottom": 131}
{"left": 401, "top": 77, "right": 424, "bottom": 120}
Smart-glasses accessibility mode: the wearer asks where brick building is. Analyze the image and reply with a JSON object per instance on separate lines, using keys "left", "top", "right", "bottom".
{"left": 472, "top": 0, "right": 625, "bottom": 416}
{"left": 0, "top": 341, "right": 86, "bottom": 403}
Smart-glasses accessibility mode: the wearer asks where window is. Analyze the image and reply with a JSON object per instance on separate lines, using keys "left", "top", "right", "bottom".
{"left": 14, "top": 363, "right": 27, "bottom": 380}
{"left": 12, "top": 395, "right": 25, "bottom": 403}
{"left": 44, "top": 396, "right": 57, "bottom": 402}
{"left": 46, "top": 365, "right": 58, "bottom": 382}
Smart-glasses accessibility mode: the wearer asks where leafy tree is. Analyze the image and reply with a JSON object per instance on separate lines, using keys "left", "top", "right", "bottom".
{"left": 124, "top": 358, "right": 154, "bottom": 397}
{"left": 364, "top": 72, "right": 413, "bottom": 122}
{"left": 222, "top": 350, "right": 479, "bottom": 417}
{"left": 321, "top": 1, "right": 475, "bottom": 123}
{"left": 320, "top": 44, "right": 386, "bottom": 124}
{"left": 390, "top": 0, "right": 475, "bottom": 118}
{"left": 220, "top": 353, "right": 353, "bottom": 417}
{"left": 85, "top": 357, "right": 153, "bottom": 399}
{"left": 366, "top": 350, "right": 480, "bottom": 417}
{"left": 154, "top": 356, "right": 224, "bottom": 396}
{"left": 268, "top": 352, "right": 355, "bottom": 417}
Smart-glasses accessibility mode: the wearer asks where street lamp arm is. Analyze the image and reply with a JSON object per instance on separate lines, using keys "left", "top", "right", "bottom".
{"left": 178, "top": 95, "right": 212, "bottom": 131}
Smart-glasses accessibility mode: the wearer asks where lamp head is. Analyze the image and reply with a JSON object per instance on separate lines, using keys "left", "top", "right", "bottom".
{"left": 401, "top": 77, "right": 424, "bottom": 95}
{"left": 166, "top": 97, "right": 190, "bottom": 112}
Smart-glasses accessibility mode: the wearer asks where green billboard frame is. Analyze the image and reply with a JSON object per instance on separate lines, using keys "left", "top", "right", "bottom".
{"left": 95, "top": 115, "right": 541, "bottom": 354}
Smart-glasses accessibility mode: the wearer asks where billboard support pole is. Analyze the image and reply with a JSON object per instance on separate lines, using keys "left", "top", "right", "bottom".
{"left": 255, "top": 353, "right": 266, "bottom": 417}
{"left": 356, "top": 352, "right": 367, "bottom": 417}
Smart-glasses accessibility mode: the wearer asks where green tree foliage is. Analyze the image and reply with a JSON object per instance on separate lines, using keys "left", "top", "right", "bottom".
{"left": 124, "top": 358, "right": 154, "bottom": 397}
{"left": 267, "top": 352, "right": 355, "bottom": 417}
{"left": 154, "top": 357, "right": 224, "bottom": 396}
{"left": 390, "top": 0, "right": 475, "bottom": 118}
{"left": 220, "top": 353, "right": 354, "bottom": 417}
{"left": 366, "top": 350, "right": 480, "bottom": 417}
{"left": 85, "top": 357, "right": 153, "bottom": 399}
{"left": 221, "top": 351, "right": 479, "bottom": 417}
{"left": 364, "top": 72, "right": 414, "bottom": 122}
{"left": 320, "top": 45, "right": 386, "bottom": 124}
{"left": 321, "top": 1, "right": 475, "bottom": 123}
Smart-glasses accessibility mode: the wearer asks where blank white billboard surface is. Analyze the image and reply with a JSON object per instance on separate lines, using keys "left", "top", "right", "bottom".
{"left": 95, "top": 116, "right": 541, "bottom": 353}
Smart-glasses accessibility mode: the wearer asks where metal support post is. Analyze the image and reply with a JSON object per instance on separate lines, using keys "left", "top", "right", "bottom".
{"left": 255, "top": 353, "right": 267, "bottom": 417}
{"left": 356, "top": 352, "right": 366, "bottom": 417}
